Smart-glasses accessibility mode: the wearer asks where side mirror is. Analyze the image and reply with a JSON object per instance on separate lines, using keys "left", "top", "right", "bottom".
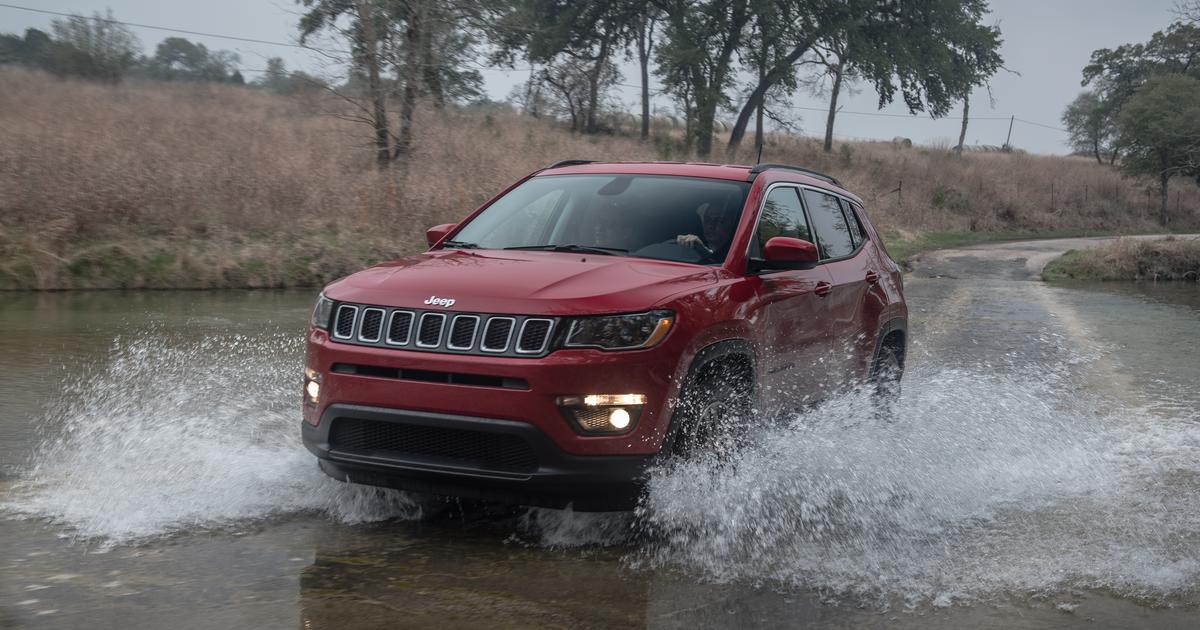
{"left": 758, "top": 236, "right": 819, "bottom": 270}
{"left": 426, "top": 223, "right": 456, "bottom": 247}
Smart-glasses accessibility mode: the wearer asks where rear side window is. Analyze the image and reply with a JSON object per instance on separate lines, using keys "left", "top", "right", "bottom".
{"left": 842, "top": 200, "right": 865, "bottom": 246}
{"left": 751, "top": 187, "right": 812, "bottom": 257}
{"left": 803, "top": 189, "right": 856, "bottom": 259}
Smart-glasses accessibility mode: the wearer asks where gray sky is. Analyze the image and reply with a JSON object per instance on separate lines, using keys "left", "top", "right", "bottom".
{"left": 0, "top": 0, "right": 1187, "bottom": 154}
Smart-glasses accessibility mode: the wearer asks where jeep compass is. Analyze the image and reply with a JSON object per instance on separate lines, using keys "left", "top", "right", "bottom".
{"left": 301, "top": 161, "right": 907, "bottom": 510}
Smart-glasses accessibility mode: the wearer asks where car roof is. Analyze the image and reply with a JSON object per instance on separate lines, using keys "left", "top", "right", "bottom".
{"left": 536, "top": 161, "right": 862, "bottom": 204}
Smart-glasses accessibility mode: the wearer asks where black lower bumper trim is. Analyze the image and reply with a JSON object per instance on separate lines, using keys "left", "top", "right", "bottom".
{"left": 303, "top": 404, "right": 654, "bottom": 511}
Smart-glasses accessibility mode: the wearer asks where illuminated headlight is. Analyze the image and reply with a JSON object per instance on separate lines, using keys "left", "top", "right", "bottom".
{"left": 303, "top": 367, "right": 321, "bottom": 405}
{"left": 564, "top": 310, "right": 674, "bottom": 350}
{"left": 556, "top": 394, "right": 646, "bottom": 434}
{"left": 311, "top": 293, "right": 334, "bottom": 330}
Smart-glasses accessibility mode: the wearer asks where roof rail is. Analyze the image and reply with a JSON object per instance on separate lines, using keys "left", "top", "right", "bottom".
{"left": 544, "top": 159, "right": 597, "bottom": 169}
{"left": 748, "top": 163, "right": 841, "bottom": 187}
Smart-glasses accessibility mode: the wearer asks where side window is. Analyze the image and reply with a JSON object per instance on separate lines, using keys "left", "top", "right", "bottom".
{"left": 842, "top": 200, "right": 865, "bottom": 246}
{"left": 803, "top": 189, "right": 855, "bottom": 259}
{"left": 751, "top": 187, "right": 812, "bottom": 258}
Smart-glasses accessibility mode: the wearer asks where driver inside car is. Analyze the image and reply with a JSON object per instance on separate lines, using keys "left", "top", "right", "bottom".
{"left": 676, "top": 199, "right": 740, "bottom": 262}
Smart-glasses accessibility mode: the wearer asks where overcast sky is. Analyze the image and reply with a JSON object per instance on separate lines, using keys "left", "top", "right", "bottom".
{"left": 1, "top": 0, "right": 1188, "bottom": 154}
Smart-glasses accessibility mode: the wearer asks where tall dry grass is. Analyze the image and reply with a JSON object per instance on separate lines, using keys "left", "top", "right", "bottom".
{"left": 1, "top": 66, "right": 1197, "bottom": 289}
{"left": 1042, "top": 237, "right": 1200, "bottom": 281}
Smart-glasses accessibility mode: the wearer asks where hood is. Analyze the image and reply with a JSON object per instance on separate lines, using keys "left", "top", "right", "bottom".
{"left": 324, "top": 249, "right": 718, "bottom": 315}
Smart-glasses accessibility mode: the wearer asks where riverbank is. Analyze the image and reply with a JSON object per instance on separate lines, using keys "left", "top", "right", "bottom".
{"left": 1042, "top": 237, "right": 1200, "bottom": 282}
{"left": 4, "top": 67, "right": 1200, "bottom": 290}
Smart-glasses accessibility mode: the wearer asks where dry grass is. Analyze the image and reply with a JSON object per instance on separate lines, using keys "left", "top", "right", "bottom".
{"left": 1042, "top": 237, "right": 1200, "bottom": 282}
{"left": 2, "top": 66, "right": 1198, "bottom": 289}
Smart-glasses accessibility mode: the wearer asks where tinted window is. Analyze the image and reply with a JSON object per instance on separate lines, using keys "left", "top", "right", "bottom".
{"left": 450, "top": 175, "right": 751, "bottom": 265}
{"left": 843, "top": 200, "right": 864, "bottom": 246}
{"left": 751, "top": 187, "right": 811, "bottom": 258}
{"left": 803, "top": 189, "right": 855, "bottom": 259}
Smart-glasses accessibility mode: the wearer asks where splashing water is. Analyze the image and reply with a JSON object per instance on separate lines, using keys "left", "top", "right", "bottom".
{"left": 636, "top": 365, "right": 1200, "bottom": 606}
{"left": 4, "top": 330, "right": 1200, "bottom": 607}
{"left": 2, "top": 331, "right": 423, "bottom": 543}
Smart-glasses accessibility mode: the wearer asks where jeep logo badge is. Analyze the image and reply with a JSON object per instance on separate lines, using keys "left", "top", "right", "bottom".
{"left": 424, "top": 295, "right": 456, "bottom": 308}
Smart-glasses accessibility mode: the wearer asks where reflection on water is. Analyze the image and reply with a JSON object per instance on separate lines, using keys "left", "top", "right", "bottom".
{"left": 1, "top": 284, "right": 1200, "bottom": 627}
{"left": 1053, "top": 280, "right": 1200, "bottom": 311}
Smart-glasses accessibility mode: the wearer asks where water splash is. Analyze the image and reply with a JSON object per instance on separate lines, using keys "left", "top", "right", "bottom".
{"left": 2, "top": 331, "right": 422, "bottom": 544}
{"left": 634, "top": 365, "right": 1200, "bottom": 606}
{"left": 5, "top": 330, "right": 1200, "bottom": 607}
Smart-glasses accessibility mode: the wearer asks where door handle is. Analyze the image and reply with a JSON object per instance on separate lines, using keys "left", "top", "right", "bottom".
{"left": 865, "top": 271, "right": 880, "bottom": 285}
{"left": 814, "top": 281, "right": 832, "bottom": 297}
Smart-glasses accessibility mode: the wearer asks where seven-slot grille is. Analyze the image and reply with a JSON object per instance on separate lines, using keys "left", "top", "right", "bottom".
{"left": 328, "top": 301, "right": 557, "bottom": 357}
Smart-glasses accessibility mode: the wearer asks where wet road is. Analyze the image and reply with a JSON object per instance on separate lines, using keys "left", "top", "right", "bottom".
{"left": 2, "top": 238, "right": 1200, "bottom": 628}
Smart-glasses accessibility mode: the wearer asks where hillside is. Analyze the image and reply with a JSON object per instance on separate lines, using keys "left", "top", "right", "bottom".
{"left": 2, "top": 67, "right": 1198, "bottom": 290}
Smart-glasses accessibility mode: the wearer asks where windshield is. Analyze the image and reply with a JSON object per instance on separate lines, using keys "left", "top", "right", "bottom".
{"left": 446, "top": 174, "right": 752, "bottom": 265}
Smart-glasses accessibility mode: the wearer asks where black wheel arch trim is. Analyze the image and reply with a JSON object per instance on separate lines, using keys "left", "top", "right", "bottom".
{"left": 658, "top": 338, "right": 756, "bottom": 457}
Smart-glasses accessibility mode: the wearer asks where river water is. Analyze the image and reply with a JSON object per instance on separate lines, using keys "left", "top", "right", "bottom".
{"left": 1, "top": 267, "right": 1199, "bottom": 628}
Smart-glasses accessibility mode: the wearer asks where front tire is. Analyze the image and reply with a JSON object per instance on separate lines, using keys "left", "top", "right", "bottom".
{"left": 870, "top": 345, "right": 903, "bottom": 415}
{"left": 668, "top": 364, "right": 753, "bottom": 462}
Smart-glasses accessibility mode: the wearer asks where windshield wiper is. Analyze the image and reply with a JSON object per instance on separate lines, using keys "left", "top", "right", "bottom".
{"left": 504, "top": 244, "right": 628, "bottom": 256}
{"left": 440, "top": 239, "right": 479, "bottom": 249}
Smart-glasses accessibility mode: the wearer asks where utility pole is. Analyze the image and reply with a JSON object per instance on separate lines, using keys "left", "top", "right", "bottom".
{"left": 1004, "top": 115, "right": 1014, "bottom": 151}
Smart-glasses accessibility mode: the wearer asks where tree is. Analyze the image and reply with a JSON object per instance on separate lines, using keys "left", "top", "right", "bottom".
{"left": 1177, "top": 1, "right": 1200, "bottom": 23}
{"left": 719, "top": 0, "right": 817, "bottom": 155}
{"left": 418, "top": 15, "right": 484, "bottom": 107}
{"left": 49, "top": 10, "right": 140, "bottom": 82}
{"left": 738, "top": 0, "right": 805, "bottom": 154}
{"left": 494, "top": 1, "right": 643, "bottom": 134}
{"left": 148, "top": 37, "right": 241, "bottom": 82}
{"left": 1062, "top": 91, "right": 1118, "bottom": 164}
{"left": 298, "top": 0, "right": 486, "bottom": 172}
{"left": 254, "top": 57, "right": 328, "bottom": 94}
{"left": 153, "top": 37, "right": 207, "bottom": 76}
{"left": 655, "top": 0, "right": 752, "bottom": 157}
{"left": 258, "top": 57, "right": 292, "bottom": 92}
{"left": 632, "top": 7, "right": 663, "bottom": 141}
{"left": 810, "top": 34, "right": 855, "bottom": 153}
{"left": 522, "top": 56, "right": 620, "bottom": 131}
{"left": 1117, "top": 74, "right": 1200, "bottom": 226}
{"left": 0, "top": 28, "right": 54, "bottom": 69}
{"left": 300, "top": 0, "right": 394, "bottom": 169}
{"left": 1082, "top": 22, "right": 1200, "bottom": 120}
{"left": 724, "top": 0, "right": 1003, "bottom": 155}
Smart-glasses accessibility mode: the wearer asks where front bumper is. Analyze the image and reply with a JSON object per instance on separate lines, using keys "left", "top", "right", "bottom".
{"left": 303, "top": 327, "right": 686, "bottom": 457}
{"left": 303, "top": 403, "right": 654, "bottom": 511}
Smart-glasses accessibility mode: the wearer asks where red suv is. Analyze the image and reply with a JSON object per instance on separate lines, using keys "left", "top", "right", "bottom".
{"left": 301, "top": 161, "right": 907, "bottom": 510}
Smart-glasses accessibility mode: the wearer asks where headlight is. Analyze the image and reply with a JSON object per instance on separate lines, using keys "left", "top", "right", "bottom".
{"left": 564, "top": 310, "right": 674, "bottom": 350}
{"left": 311, "top": 293, "right": 334, "bottom": 330}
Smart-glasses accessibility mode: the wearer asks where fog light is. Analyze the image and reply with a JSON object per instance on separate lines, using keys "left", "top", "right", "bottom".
{"left": 556, "top": 394, "right": 645, "bottom": 434}
{"left": 303, "top": 368, "right": 321, "bottom": 405}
